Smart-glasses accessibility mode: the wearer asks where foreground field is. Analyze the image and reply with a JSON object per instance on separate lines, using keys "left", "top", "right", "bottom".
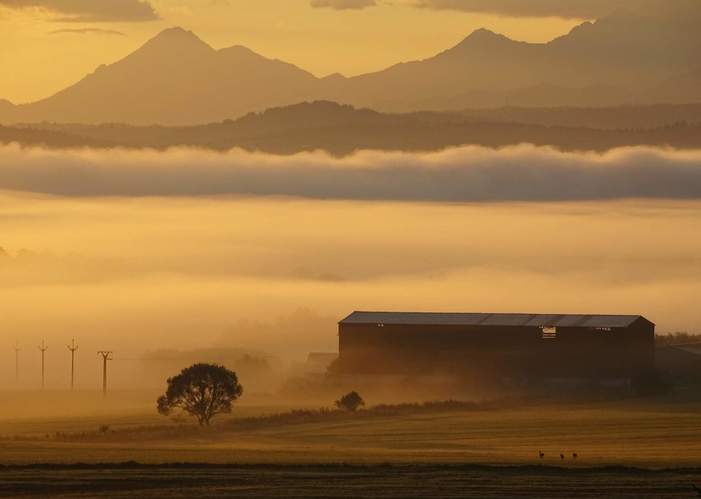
{"left": 2, "top": 463, "right": 701, "bottom": 498}
{"left": 1, "top": 399, "right": 701, "bottom": 468}
{"left": 2, "top": 398, "right": 701, "bottom": 497}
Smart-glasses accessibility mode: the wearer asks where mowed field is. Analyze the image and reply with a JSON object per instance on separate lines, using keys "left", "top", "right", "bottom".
{"left": 1, "top": 397, "right": 701, "bottom": 497}
{"left": 2, "top": 398, "right": 701, "bottom": 466}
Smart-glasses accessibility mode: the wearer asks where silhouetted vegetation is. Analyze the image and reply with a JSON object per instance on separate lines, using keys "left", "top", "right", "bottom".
{"left": 226, "top": 400, "right": 512, "bottom": 433}
{"left": 656, "top": 332, "right": 701, "bottom": 347}
{"left": 157, "top": 363, "right": 243, "bottom": 426}
{"left": 6, "top": 102, "right": 701, "bottom": 156}
{"left": 334, "top": 391, "right": 365, "bottom": 412}
{"left": 459, "top": 103, "right": 701, "bottom": 130}
{"left": 31, "top": 400, "right": 504, "bottom": 443}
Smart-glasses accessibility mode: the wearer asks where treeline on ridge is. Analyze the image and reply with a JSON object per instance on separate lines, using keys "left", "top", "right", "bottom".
{"left": 2, "top": 101, "right": 701, "bottom": 155}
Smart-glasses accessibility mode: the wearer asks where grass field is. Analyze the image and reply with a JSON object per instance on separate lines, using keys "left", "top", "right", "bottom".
{"left": 2, "top": 396, "right": 701, "bottom": 497}
{"left": 2, "top": 463, "right": 701, "bottom": 498}
{"left": 2, "top": 398, "right": 701, "bottom": 466}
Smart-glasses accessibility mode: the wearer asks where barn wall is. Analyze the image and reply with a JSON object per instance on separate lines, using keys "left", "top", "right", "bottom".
{"left": 338, "top": 320, "right": 655, "bottom": 379}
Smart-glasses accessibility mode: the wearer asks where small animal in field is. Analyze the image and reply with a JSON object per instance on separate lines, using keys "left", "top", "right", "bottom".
{"left": 538, "top": 451, "right": 545, "bottom": 459}
{"left": 560, "top": 453, "right": 565, "bottom": 460}
{"left": 572, "top": 453, "right": 578, "bottom": 460}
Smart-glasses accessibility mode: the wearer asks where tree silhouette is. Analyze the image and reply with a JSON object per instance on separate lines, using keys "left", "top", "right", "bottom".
{"left": 335, "top": 391, "right": 365, "bottom": 412}
{"left": 157, "top": 363, "right": 243, "bottom": 426}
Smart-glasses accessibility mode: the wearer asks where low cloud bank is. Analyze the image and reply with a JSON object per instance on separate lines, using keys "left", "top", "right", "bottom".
{"left": 2, "top": 144, "right": 701, "bottom": 201}
{"left": 0, "top": 0, "right": 158, "bottom": 22}
{"left": 412, "top": 0, "right": 699, "bottom": 20}
{"left": 49, "top": 28, "right": 126, "bottom": 36}
{"left": 310, "top": 0, "right": 376, "bottom": 10}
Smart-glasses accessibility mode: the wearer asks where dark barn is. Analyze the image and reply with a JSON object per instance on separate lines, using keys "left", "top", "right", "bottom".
{"left": 337, "top": 312, "right": 655, "bottom": 382}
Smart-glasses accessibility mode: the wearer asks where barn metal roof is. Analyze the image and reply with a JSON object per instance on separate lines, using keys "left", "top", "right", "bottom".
{"left": 339, "top": 311, "right": 650, "bottom": 328}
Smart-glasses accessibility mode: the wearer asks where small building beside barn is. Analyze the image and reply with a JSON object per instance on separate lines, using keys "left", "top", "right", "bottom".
{"left": 656, "top": 343, "right": 701, "bottom": 385}
{"left": 337, "top": 311, "right": 655, "bottom": 383}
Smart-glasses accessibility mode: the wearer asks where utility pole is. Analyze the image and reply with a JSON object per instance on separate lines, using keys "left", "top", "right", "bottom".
{"left": 97, "top": 351, "right": 113, "bottom": 396}
{"left": 38, "top": 340, "right": 48, "bottom": 390}
{"left": 14, "top": 341, "right": 20, "bottom": 386}
{"left": 67, "top": 338, "right": 78, "bottom": 391}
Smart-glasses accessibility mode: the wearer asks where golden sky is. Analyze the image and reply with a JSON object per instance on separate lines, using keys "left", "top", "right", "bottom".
{"left": 0, "top": 0, "right": 581, "bottom": 103}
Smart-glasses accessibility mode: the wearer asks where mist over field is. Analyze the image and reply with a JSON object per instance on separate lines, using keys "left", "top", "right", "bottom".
{"left": 1, "top": 146, "right": 700, "bottom": 389}
{"left": 4, "top": 3, "right": 701, "bottom": 496}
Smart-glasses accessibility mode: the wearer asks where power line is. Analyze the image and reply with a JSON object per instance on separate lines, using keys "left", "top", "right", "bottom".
{"left": 97, "top": 351, "right": 113, "bottom": 396}
{"left": 67, "top": 338, "right": 78, "bottom": 391}
{"left": 38, "top": 339, "right": 48, "bottom": 390}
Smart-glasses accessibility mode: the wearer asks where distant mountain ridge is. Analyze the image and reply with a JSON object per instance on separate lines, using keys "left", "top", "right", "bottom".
{"left": 5, "top": 100, "right": 701, "bottom": 155}
{"left": 3, "top": 28, "right": 319, "bottom": 125}
{"left": 2, "top": 7, "right": 701, "bottom": 125}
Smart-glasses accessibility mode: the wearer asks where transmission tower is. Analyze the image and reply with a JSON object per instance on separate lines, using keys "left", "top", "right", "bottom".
{"left": 67, "top": 338, "right": 78, "bottom": 390}
{"left": 97, "top": 351, "right": 113, "bottom": 396}
{"left": 38, "top": 340, "right": 48, "bottom": 390}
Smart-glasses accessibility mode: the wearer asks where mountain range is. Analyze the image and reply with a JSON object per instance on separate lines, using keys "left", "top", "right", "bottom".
{"left": 1, "top": 5, "right": 701, "bottom": 125}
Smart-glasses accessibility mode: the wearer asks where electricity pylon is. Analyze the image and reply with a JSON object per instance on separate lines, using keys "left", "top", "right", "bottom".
{"left": 67, "top": 338, "right": 78, "bottom": 390}
{"left": 38, "top": 339, "right": 48, "bottom": 390}
{"left": 97, "top": 351, "right": 113, "bottom": 396}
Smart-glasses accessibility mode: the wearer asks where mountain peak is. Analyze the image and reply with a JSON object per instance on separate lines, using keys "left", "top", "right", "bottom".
{"left": 139, "top": 27, "right": 213, "bottom": 54}
{"left": 469, "top": 28, "right": 499, "bottom": 38}
{"left": 448, "top": 28, "right": 518, "bottom": 53}
{"left": 153, "top": 26, "right": 199, "bottom": 40}
{"left": 465, "top": 28, "right": 510, "bottom": 43}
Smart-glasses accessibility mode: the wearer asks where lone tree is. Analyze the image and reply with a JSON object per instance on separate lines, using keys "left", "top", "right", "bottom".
{"left": 335, "top": 391, "right": 365, "bottom": 412}
{"left": 157, "top": 363, "right": 243, "bottom": 426}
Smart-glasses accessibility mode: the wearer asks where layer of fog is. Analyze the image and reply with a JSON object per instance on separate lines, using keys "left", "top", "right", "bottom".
{"left": 2, "top": 144, "right": 701, "bottom": 201}
{"left": 1, "top": 191, "right": 700, "bottom": 391}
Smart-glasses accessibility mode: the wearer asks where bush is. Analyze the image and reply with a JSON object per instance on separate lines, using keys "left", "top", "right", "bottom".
{"left": 335, "top": 391, "right": 365, "bottom": 412}
{"left": 656, "top": 332, "right": 701, "bottom": 347}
